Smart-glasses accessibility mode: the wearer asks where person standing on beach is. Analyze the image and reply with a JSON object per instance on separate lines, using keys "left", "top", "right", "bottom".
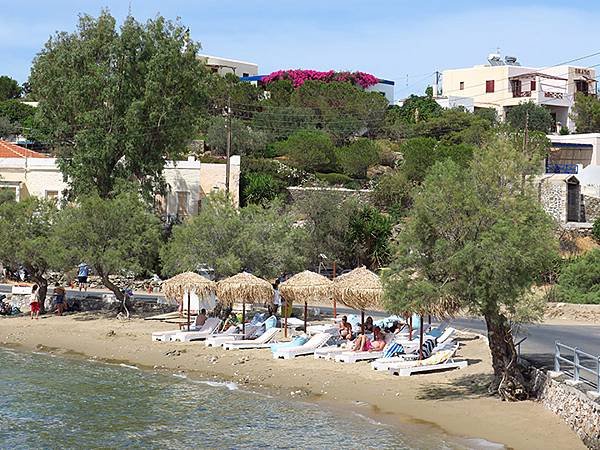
{"left": 29, "top": 284, "right": 40, "bottom": 320}
{"left": 53, "top": 282, "right": 67, "bottom": 316}
{"left": 77, "top": 263, "right": 89, "bottom": 292}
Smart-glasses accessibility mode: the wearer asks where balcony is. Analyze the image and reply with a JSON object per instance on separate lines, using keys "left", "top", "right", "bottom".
{"left": 513, "top": 90, "right": 531, "bottom": 98}
{"left": 546, "top": 163, "right": 578, "bottom": 175}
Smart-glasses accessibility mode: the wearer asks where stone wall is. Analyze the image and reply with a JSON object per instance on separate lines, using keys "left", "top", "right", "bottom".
{"left": 530, "top": 367, "right": 600, "bottom": 449}
{"left": 286, "top": 186, "right": 372, "bottom": 205}
{"left": 583, "top": 195, "right": 600, "bottom": 223}
{"left": 539, "top": 179, "right": 567, "bottom": 223}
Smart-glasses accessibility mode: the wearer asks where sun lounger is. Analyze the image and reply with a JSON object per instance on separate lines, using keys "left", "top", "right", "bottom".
{"left": 204, "top": 326, "right": 244, "bottom": 347}
{"left": 313, "top": 344, "right": 352, "bottom": 360}
{"left": 222, "top": 327, "right": 280, "bottom": 350}
{"left": 270, "top": 335, "right": 308, "bottom": 352}
{"left": 334, "top": 349, "right": 385, "bottom": 363}
{"left": 306, "top": 324, "right": 338, "bottom": 335}
{"left": 371, "top": 339, "right": 458, "bottom": 371}
{"left": 170, "top": 318, "right": 222, "bottom": 342}
{"left": 273, "top": 333, "right": 332, "bottom": 359}
{"left": 386, "top": 347, "right": 467, "bottom": 376}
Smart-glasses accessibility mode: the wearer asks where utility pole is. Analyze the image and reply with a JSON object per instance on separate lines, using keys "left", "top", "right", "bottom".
{"left": 225, "top": 95, "right": 231, "bottom": 195}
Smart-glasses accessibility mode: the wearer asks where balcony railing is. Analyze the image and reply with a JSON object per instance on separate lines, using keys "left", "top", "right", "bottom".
{"left": 512, "top": 90, "right": 531, "bottom": 98}
{"left": 544, "top": 91, "right": 564, "bottom": 99}
{"left": 546, "top": 163, "right": 578, "bottom": 174}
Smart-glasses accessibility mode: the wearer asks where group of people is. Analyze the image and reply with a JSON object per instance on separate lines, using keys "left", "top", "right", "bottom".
{"left": 338, "top": 315, "right": 406, "bottom": 352}
{"left": 28, "top": 282, "right": 69, "bottom": 319}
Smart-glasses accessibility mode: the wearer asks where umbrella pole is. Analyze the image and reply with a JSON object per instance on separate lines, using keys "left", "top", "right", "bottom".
{"left": 242, "top": 300, "right": 246, "bottom": 339}
{"left": 361, "top": 310, "right": 365, "bottom": 335}
{"left": 419, "top": 315, "right": 424, "bottom": 360}
{"left": 187, "top": 291, "right": 191, "bottom": 332}
{"left": 332, "top": 261, "right": 337, "bottom": 319}
{"left": 409, "top": 315, "right": 413, "bottom": 340}
{"left": 284, "top": 299, "right": 288, "bottom": 338}
{"left": 304, "top": 301, "right": 307, "bottom": 333}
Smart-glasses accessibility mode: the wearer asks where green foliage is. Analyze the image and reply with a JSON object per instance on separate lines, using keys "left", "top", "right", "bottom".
{"left": 371, "top": 170, "right": 412, "bottom": 219}
{"left": 0, "top": 76, "right": 21, "bottom": 100}
{"left": 396, "top": 93, "right": 443, "bottom": 125}
{"left": 592, "top": 217, "right": 600, "bottom": 244}
{"left": 0, "top": 100, "right": 35, "bottom": 125}
{"left": 161, "top": 195, "right": 307, "bottom": 279}
{"left": 412, "top": 108, "right": 494, "bottom": 146}
{"left": 241, "top": 172, "right": 283, "bottom": 205}
{"left": 277, "top": 129, "right": 336, "bottom": 172}
{"left": 506, "top": 101, "right": 554, "bottom": 133}
{"left": 0, "top": 187, "right": 16, "bottom": 204}
{"left": 571, "top": 93, "right": 600, "bottom": 133}
{"left": 51, "top": 191, "right": 161, "bottom": 298}
{"left": 0, "top": 198, "right": 57, "bottom": 284}
{"left": 557, "top": 249, "right": 600, "bottom": 304}
{"left": 383, "top": 136, "right": 558, "bottom": 395}
{"left": 335, "top": 138, "right": 380, "bottom": 178}
{"left": 347, "top": 205, "right": 392, "bottom": 269}
{"left": 252, "top": 106, "right": 317, "bottom": 141}
{"left": 474, "top": 107, "right": 498, "bottom": 125}
{"left": 29, "top": 11, "right": 208, "bottom": 199}
{"left": 0, "top": 116, "right": 18, "bottom": 138}
{"left": 205, "top": 116, "right": 268, "bottom": 156}
{"left": 315, "top": 172, "right": 355, "bottom": 187}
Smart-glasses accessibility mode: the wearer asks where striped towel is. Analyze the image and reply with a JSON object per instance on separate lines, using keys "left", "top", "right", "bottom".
{"left": 383, "top": 341, "right": 405, "bottom": 359}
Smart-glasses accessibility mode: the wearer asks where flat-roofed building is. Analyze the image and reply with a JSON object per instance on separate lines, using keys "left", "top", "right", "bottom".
{"left": 198, "top": 54, "right": 258, "bottom": 77}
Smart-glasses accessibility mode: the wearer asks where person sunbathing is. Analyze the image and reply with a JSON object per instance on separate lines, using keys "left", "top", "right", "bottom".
{"left": 353, "top": 326, "right": 385, "bottom": 352}
{"left": 338, "top": 316, "right": 353, "bottom": 340}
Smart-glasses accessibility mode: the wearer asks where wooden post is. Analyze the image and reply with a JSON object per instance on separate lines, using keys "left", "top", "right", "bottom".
{"left": 332, "top": 261, "right": 337, "bottom": 319}
{"left": 186, "top": 291, "right": 191, "bottom": 331}
{"left": 284, "top": 299, "right": 288, "bottom": 338}
{"left": 242, "top": 300, "right": 246, "bottom": 338}
{"left": 304, "top": 301, "right": 308, "bottom": 333}
{"left": 419, "top": 315, "right": 424, "bottom": 360}
{"left": 428, "top": 314, "right": 431, "bottom": 326}
{"left": 409, "top": 315, "right": 413, "bottom": 340}
{"left": 361, "top": 310, "right": 365, "bottom": 335}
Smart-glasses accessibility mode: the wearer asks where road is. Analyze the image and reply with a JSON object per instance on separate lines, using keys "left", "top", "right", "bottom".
{"left": 3, "top": 283, "right": 599, "bottom": 385}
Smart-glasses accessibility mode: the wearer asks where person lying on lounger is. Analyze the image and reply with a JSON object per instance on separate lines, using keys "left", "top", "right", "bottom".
{"left": 352, "top": 326, "right": 385, "bottom": 352}
{"left": 338, "top": 316, "right": 353, "bottom": 340}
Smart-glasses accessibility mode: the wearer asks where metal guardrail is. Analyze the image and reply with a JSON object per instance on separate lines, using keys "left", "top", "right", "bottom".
{"left": 515, "top": 336, "right": 527, "bottom": 358}
{"left": 554, "top": 342, "right": 600, "bottom": 392}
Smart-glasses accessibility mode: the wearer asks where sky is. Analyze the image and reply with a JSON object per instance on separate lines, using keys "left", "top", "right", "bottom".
{"left": 1, "top": 0, "right": 600, "bottom": 99}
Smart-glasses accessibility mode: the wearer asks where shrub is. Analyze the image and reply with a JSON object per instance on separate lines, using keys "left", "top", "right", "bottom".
{"left": 276, "top": 129, "right": 336, "bottom": 173}
{"left": 241, "top": 173, "right": 283, "bottom": 206}
{"left": 556, "top": 249, "right": 600, "bottom": 304}
{"left": 315, "top": 172, "right": 354, "bottom": 187}
{"left": 335, "top": 139, "right": 380, "bottom": 178}
{"left": 592, "top": 218, "right": 600, "bottom": 243}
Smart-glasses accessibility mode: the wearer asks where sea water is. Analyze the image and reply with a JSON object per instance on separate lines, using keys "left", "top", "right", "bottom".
{"left": 0, "top": 348, "right": 492, "bottom": 449}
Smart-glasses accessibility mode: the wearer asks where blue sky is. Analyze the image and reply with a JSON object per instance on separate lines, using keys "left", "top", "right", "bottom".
{"left": 1, "top": 0, "right": 599, "bottom": 98}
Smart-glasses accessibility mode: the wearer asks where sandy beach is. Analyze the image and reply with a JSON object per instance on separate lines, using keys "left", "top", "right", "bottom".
{"left": 0, "top": 313, "right": 585, "bottom": 450}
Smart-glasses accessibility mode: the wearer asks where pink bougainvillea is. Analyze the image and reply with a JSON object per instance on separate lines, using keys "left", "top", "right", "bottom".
{"left": 261, "top": 69, "right": 380, "bottom": 89}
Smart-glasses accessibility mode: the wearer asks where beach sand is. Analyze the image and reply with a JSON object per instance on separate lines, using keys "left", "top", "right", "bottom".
{"left": 0, "top": 314, "right": 585, "bottom": 450}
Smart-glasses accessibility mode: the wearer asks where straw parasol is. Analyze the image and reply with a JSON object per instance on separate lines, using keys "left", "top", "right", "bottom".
{"left": 162, "top": 272, "right": 216, "bottom": 331}
{"left": 216, "top": 272, "right": 274, "bottom": 336}
{"left": 333, "top": 266, "right": 383, "bottom": 333}
{"left": 279, "top": 270, "right": 332, "bottom": 334}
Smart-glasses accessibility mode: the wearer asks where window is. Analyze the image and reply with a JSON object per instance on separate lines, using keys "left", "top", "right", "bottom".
{"left": 45, "top": 190, "right": 58, "bottom": 201}
{"left": 177, "top": 191, "right": 189, "bottom": 217}
{"left": 511, "top": 79, "right": 522, "bottom": 97}
{"left": 485, "top": 80, "right": 495, "bottom": 93}
{"left": 575, "top": 80, "right": 589, "bottom": 95}
{"left": 530, "top": 80, "right": 536, "bottom": 91}
{"left": 459, "top": 81, "right": 464, "bottom": 90}
{"left": 242, "top": 72, "right": 249, "bottom": 77}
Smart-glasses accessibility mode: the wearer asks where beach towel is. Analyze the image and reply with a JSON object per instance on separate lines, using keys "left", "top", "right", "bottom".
{"left": 264, "top": 315, "right": 277, "bottom": 330}
{"left": 383, "top": 341, "right": 405, "bottom": 359}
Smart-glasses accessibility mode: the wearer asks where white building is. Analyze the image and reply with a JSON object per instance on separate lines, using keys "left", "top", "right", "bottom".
{"left": 198, "top": 54, "right": 259, "bottom": 78}
{"left": 0, "top": 141, "right": 241, "bottom": 214}
{"left": 442, "top": 54, "right": 597, "bottom": 130}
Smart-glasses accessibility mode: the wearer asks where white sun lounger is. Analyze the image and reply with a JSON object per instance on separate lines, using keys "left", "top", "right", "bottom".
{"left": 170, "top": 318, "right": 222, "bottom": 342}
{"left": 371, "top": 341, "right": 458, "bottom": 371}
{"left": 151, "top": 317, "right": 215, "bottom": 342}
{"left": 389, "top": 359, "right": 468, "bottom": 376}
{"left": 314, "top": 345, "right": 351, "bottom": 360}
{"left": 222, "top": 327, "right": 280, "bottom": 350}
{"left": 306, "top": 324, "right": 338, "bottom": 336}
{"left": 273, "top": 333, "right": 332, "bottom": 359}
{"left": 335, "top": 350, "right": 385, "bottom": 364}
{"left": 204, "top": 326, "right": 244, "bottom": 347}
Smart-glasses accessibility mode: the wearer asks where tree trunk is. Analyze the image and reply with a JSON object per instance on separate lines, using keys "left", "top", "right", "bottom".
{"left": 31, "top": 274, "right": 48, "bottom": 314}
{"left": 484, "top": 311, "right": 529, "bottom": 401}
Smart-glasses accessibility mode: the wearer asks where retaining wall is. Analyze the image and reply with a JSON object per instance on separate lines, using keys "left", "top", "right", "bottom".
{"left": 530, "top": 367, "right": 600, "bottom": 449}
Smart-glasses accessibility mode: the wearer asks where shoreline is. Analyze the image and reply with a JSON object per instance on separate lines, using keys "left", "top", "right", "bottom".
{"left": 0, "top": 314, "right": 586, "bottom": 450}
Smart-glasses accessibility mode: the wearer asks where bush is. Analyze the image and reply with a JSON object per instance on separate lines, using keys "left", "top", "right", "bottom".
{"left": 592, "top": 218, "right": 600, "bottom": 243}
{"left": 315, "top": 172, "right": 355, "bottom": 187}
{"left": 241, "top": 173, "right": 283, "bottom": 206}
{"left": 335, "top": 138, "right": 380, "bottom": 178}
{"left": 371, "top": 170, "right": 412, "bottom": 219}
{"left": 276, "top": 129, "right": 336, "bottom": 173}
{"left": 556, "top": 249, "right": 600, "bottom": 304}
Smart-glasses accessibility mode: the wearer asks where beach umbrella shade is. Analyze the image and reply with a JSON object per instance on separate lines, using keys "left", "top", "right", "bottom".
{"left": 216, "top": 272, "right": 274, "bottom": 337}
{"left": 279, "top": 270, "right": 332, "bottom": 335}
{"left": 162, "top": 272, "right": 216, "bottom": 331}
{"left": 333, "top": 266, "right": 383, "bottom": 334}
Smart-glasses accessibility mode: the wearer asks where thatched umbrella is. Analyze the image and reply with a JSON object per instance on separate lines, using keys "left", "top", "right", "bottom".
{"left": 279, "top": 270, "right": 332, "bottom": 335}
{"left": 162, "top": 272, "right": 216, "bottom": 331}
{"left": 333, "top": 266, "right": 382, "bottom": 334}
{"left": 216, "top": 272, "right": 274, "bottom": 336}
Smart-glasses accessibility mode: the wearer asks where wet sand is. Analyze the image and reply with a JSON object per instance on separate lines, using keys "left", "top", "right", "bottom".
{"left": 0, "top": 314, "right": 585, "bottom": 450}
